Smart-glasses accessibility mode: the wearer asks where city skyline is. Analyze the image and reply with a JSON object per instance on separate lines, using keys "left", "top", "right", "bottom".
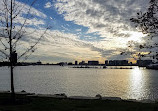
{"left": 0, "top": 0, "right": 152, "bottom": 64}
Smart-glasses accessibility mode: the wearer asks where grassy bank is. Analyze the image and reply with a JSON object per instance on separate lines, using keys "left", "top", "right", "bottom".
{"left": 0, "top": 93, "right": 158, "bottom": 111}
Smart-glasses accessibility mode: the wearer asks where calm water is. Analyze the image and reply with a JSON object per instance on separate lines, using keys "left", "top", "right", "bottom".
{"left": 0, "top": 66, "right": 158, "bottom": 100}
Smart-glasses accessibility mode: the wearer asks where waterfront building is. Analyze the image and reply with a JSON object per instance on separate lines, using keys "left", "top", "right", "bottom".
{"left": 79, "top": 61, "right": 85, "bottom": 65}
{"left": 75, "top": 61, "right": 78, "bottom": 65}
{"left": 58, "top": 62, "right": 67, "bottom": 66}
{"left": 88, "top": 61, "right": 99, "bottom": 65}
{"left": 68, "top": 62, "right": 73, "bottom": 65}
{"left": 105, "top": 60, "right": 108, "bottom": 65}
{"left": 108, "top": 60, "right": 128, "bottom": 66}
{"left": 37, "top": 60, "right": 42, "bottom": 65}
{"left": 137, "top": 60, "right": 152, "bottom": 67}
{"left": 109, "top": 60, "right": 115, "bottom": 65}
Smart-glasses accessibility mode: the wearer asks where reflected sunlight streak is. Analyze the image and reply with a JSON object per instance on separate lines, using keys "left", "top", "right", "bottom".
{"left": 129, "top": 67, "right": 145, "bottom": 100}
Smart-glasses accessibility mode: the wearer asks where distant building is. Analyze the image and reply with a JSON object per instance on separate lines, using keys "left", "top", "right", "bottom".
{"left": 58, "top": 62, "right": 67, "bottom": 66}
{"left": 109, "top": 60, "right": 115, "bottom": 66}
{"left": 68, "top": 62, "right": 73, "bottom": 65}
{"left": 0, "top": 62, "right": 10, "bottom": 66}
{"left": 137, "top": 60, "right": 152, "bottom": 67}
{"left": 75, "top": 61, "right": 78, "bottom": 65}
{"left": 79, "top": 61, "right": 85, "bottom": 65}
{"left": 108, "top": 60, "right": 128, "bottom": 66}
{"left": 119, "top": 60, "right": 128, "bottom": 66}
{"left": 37, "top": 60, "right": 42, "bottom": 65}
{"left": 105, "top": 60, "right": 108, "bottom": 65}
{"left": 88, "top": 61, "right": 99, "bottom": 65}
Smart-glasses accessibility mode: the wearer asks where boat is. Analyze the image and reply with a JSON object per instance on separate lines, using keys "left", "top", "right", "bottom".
{"left": 146, "top": 64, "right": 158, "bottom": 70}
{"left": 103, "top": 65, "right": 107, "bottom": 69}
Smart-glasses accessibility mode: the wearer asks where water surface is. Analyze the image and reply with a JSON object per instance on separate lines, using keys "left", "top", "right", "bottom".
{"left": 0, "top": 66, "right": 158, "bottom": 100}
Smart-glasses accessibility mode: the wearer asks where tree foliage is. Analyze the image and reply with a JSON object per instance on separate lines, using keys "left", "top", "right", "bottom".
{"left": 121, "top": 0, "right": 158, "bottom": 62}
{"left": 130, "top": 0, "right": 158, "bottom": 35}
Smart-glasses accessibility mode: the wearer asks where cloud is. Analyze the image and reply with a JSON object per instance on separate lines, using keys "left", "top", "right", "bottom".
{"left": 1, "top": 0, "right": 155, "bottom": 63}
{"left": 0, "top": 24, "right": 129, "bottom": 63}
{"left": 54, "top": 0, "right": 149, "bottom": 43}
{"left": 52, "top": 0, "right": 154, "bottom": 61}
{"left": 0, "top": 0, "right": 49, "bottom": 61}
{"left": 75, "top": 29, "right": 82, "bottom": 32}
{"left": 0, "top": 0, "right": 47, "bottom": 28}
{"left": 17, "top": 1, "right": 47, "bottom": 18}
{"left": 44, "top": 2, "right": 52, "bottom": 8}
{"left": 12, "top": 27, "right": 117, "bottom": 63}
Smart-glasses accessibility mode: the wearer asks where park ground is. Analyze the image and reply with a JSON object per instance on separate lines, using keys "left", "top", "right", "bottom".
{"left": 0, "top": 92, "right": 158, "bottom": 111}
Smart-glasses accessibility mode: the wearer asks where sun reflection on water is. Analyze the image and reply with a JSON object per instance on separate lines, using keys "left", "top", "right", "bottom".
{"left": 129, "top": 67, "right": 146, "bottom": 100}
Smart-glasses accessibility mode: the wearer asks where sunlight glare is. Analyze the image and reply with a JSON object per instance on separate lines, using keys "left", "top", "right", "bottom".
{"left": 129, "top": 67, "right": 145, "bottom": 100}
{"left": 121, "top": 31, "right": 147, "bottom": 43}
{"left": 128, "top": 31, "right": 147, "bottom": 42}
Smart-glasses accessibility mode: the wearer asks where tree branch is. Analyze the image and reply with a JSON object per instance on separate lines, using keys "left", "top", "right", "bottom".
{"left": 18, "top": 27, "right": 49, "bottom": 60}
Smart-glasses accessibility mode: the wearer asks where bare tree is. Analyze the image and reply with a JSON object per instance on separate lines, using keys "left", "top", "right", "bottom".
{"left": 0, "top": 0, "right": 49, "bottom": 102}
{"left": 121, "top": 0, "right": 158, "bottom": 62}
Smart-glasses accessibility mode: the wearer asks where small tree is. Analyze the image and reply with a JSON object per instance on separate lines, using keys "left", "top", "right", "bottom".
{"left": 0, "top": 0, "right": 49, "bottom": 102}
{"left": 121, "top": 0, "right": 158, "bottom": 62}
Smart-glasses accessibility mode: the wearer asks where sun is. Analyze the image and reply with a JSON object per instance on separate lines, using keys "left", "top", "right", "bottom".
{"left": 118, "top": 31, "right": 147, "bottom": 48}
{"left": 127, "top": 31, "right": 147, "bottom": 42}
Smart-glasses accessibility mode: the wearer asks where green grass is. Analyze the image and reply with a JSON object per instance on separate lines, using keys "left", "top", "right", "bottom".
{"left": 0, "top": 93, "right": 158, "bottom": 111}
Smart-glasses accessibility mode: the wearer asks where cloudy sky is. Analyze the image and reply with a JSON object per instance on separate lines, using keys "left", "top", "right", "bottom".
{"left": 0, "top": 0, "right": 151, "bottom": 63}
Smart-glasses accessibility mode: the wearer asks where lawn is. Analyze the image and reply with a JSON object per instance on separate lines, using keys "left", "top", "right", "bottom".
{"left": 0, "top": 93, "right": 158, "bottom": 111}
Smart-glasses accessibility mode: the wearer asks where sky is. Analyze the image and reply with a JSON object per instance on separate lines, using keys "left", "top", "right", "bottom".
{"left": 0, "top": 0, "right": 152, "bottom": 63}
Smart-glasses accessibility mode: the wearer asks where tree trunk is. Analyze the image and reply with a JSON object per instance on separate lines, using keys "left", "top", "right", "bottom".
{"left": 9, "top": 0, "right": 15, "bottom": 103}
{"left": 10, "top": 64, "right": 15, "bottom": 102}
